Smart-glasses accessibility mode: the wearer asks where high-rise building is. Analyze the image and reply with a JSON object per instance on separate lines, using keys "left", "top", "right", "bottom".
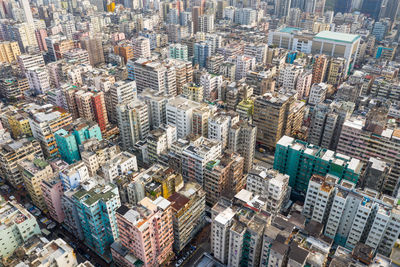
{"left": 169, "top": 43, "right": 188, "bottom": 61}
{"left": 168, "top": 182, "right": 206, "bottom": 252}
{"left": 113, "top": 197, "right": 174, "bottom": 266}
{"left": 0, "top": 41, "right": 21, "bottom": 63}
{"left": 26, "top": 67, "right": 50, "bottom": 94}
{"left": 63, "top": 48, "right": 90, "bottom": 65}
{"left": 21, "top": 0, "right": 34, "bottom": 25}
{"left": 253, "top": 93, "right": 304, "bottom": 150}
{"left": 17, "top": 53, "right": 45, "bottom": 73}
{"left": 274, "top": 135, "right": 363, "bottom": 195}
{"left": 41, "top": 178, "right": 65, "bottom": 223}
{"left": 73, "top": 182, "right": 121, "bottom": 262}
{"left": 91, "top": 91, "right": 109, "bottom": 132}
{"left": 192, "top": 105, "right": 212, "bottom": 137}
{"left": 132, "top": 37, "right": 151, "bottom": 60}
{"left": 0, "top": 197, "right": 41, "bottom": 258}
{"left": 275, "top": 0, "right": 292, "bottom": 18}
{"left": 337, "top": 118, "right": 400, "bottom": 196}
{"left": 59, "top": 161, "right": 90, "bottom": 191}
{"left": 28, "top": 104, "right": 73, "bottom": 158}
{"left": 19, "top": 158, "right": 53, "bottom": 211}
{"left": 334, "top": 0, "right": 352, "bottom": 14}
{"left": 194, "top": 42, "right": 209, "bottom": 68}
{"left": 361, "top": 0, "right": 383, "bottom": 20}
{"left": 114, "top": 42, "right": 133, "bottom": 64}
{"left": 246, "top": 166, "right": 290, "bottom": 214}
{"left": 108, "top": 80, "right": 137, "bottom": 123}
{"left": 182, "top": 136, "right": 222, "bottom": 186}
{"left": 166, "top": 96, "right": 202, "bottom": 139}
{"left": 80, "top": 139, "right": 119, "bottom": 176}
{"left": 116, "top": 100, "right": 149, "bottom": 150}
{"left": 228, "top": 120, "right": 256, "bottom": 173}
{"left": 0, "top": 138, "right": 43, "bottom": 188}
{"left": 80, "top": 37, "right": 105, "bottom": 66}
{"left": 308, "top": 83, "right": 328, "bottom": 106}
{"left": 308, "top": 101, "right": 354, "bottom": 150}
{"left": 140, "top": 88, "right": 169, "bottom": 129}
{"left": 55, "top": 120, "right": 102, "bottom": 164}
{"left": 204, "top": 152, "right": 244, "bottom": 205}
{"left": 133, "top": 58, "right": 177, "bottom": 96}
{"left": 208, "top": 113, "right": 231, "bottom": 149}
{"left": 312, "top": 54, "right": 328, "bottom": 85}
{"left": 327, "top": 57, "right": 346, "bottom": 86}
{"left": 45, "top": 36, "right": 75, "bottom": 61}
{"left": 304, "top": 174, "right": 400, "bottom": 256}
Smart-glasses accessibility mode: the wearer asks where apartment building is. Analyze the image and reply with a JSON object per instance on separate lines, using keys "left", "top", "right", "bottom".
{"left": 0, "top": 198, "right": 41, "bottom": 258}
{"left": 0, "top": 138, "right": 43, "bottom": 188}
{"left": 168, "top": 182, "right": 206, "bottom": 252}
{"left": 19, "top": 158, "right": 53, "bottom": 211}
{"left": 73, "top": 182, "right": 121, "bottom": 262}
{"left": 274, "top": 136, "right": 363, "bottom": 195}
{"left": 113, "top": 197, "right": 174, "bottom": 267}
{"left": 204, "top": 152, "right": 244, "bottom": 205}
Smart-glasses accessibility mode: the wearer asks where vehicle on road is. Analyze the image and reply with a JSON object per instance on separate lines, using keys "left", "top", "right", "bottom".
{"left": 47, "top": 222, "right": 57, "bottom": 230}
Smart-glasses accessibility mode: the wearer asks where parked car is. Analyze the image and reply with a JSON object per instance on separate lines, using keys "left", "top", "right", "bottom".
{"left": 9, "top": 195, "right": 15, "bottom": 200}
{"left": 39, "top": 217, "right": 48, "bottom": 224}
{"left": 47, "top": 222, "right": 57, "bottom": 230}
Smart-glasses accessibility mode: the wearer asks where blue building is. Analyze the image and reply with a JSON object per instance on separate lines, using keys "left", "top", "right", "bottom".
{"left": 55, "top": 120, "right": 102, "bottom": 164}
{"left": 194, "top": 42, "right": 209, "bottom": 68}
{"left": 73, "top": 183, "right": 121, "bottom": 263}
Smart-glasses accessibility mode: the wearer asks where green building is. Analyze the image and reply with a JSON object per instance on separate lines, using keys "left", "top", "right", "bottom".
{"left": 55, "top": 120, "right": 102, "bottom": 164}
{"left": 273, "top": 136, "right": 363, "bottom": 195}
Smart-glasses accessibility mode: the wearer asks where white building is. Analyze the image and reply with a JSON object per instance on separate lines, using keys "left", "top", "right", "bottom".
{"left": 208, "top": 113, "right": 231, "bottom": 149}
{"left": 166, "top": 96, "right": 201, "bottom": 139}
{"left": 308, "top": 83, "right": 328, "bottom": 105}
{"left": 200, "top": 72, "right": 223, "bottom": 100}
{"left": 133, "top": 58, "right": 177, "bottom": 96}
{"left": 181, "top": 137, "right": 222, "bottom": 185}
{"left": 26, "top": 67, "right": 50, "bottom": 94}
{"left": 278, "top": 64, "right": 303, "bottom": 91}
{"left": 18, "top": 53, "right": 45, "bottom": 73}
{"left": 303, "top": 175, "right": 400, "bottom": 256}
{"left": 139, "top": 88, "right": 169, "bottom": 129}
{"left": 133, "top": 37, "right": 151, "bottom": 59}
{"left": 102, "top": 152, "right": 138, "bottom": 183}
{"left": 109, "top": 80, "right": 137, "bottom": 123}
{"left": 116, "top": 100, "right": 149, "bottom": 150}
{"left": 246, "top": 166, "right": 290, "bottom": 214}
{"left": 211, "top": 207, "right": 236, "bottom": 264}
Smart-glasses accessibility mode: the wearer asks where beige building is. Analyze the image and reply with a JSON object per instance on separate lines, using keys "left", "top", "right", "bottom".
{"left": 19, "top": 158, "right": 53, "bottom": 211}
{"left": 253, "top": 93, "right": 304, "bottom": 150}
{"left": 0, "top": 41, "right": 21, "bottom": 63}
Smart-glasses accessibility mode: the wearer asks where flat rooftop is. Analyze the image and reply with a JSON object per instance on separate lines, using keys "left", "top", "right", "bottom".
{"left": 314, "top": 31, "right": 360, "bottom": 44}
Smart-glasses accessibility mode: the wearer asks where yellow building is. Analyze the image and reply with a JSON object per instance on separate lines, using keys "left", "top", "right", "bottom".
{"left": 182, "top": 83, "right": 203, "bottom": 103}
{"left": 153, "top": 169, "right": 184, "bottom": 199}
{"left": 236, "top": 99, "right": 254, "bottom": 121}
{"left": 19, "top": 158, "right": 53, "bottom": 211}
{"left": 0, "top": 42, "right": 21, "bottom": 63}
{"left": 8, "top": 111, "right": 32, "bottom": 139}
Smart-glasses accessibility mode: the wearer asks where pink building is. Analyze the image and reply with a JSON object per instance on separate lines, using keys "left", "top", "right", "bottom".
{"left": 35, "top": 29, "right": 48, "bottom": 51}
{"left": 41, "top": 178, "right": 64, "bottom": 223}
{"left": 114, "top": 197, "right": 174, "bottom": 267}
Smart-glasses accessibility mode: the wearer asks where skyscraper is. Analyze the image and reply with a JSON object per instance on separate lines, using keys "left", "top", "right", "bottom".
{"left": 361, "top": 0, "right": 383, "bottom": 20}
{"left": 21, "top": 0, "right": 34, "bottom": 25}
{"left": 80, "top": 37, "right": 105, "bottom": 66}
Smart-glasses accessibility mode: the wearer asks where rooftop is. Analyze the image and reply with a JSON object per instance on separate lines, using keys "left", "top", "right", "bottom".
{"left": 314, "top": 31, "right": 360, "bottom": 44}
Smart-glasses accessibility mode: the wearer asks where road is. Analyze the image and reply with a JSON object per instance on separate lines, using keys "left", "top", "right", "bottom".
{"left": 168, "top": 223, "right": 211, "bottom": 267}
